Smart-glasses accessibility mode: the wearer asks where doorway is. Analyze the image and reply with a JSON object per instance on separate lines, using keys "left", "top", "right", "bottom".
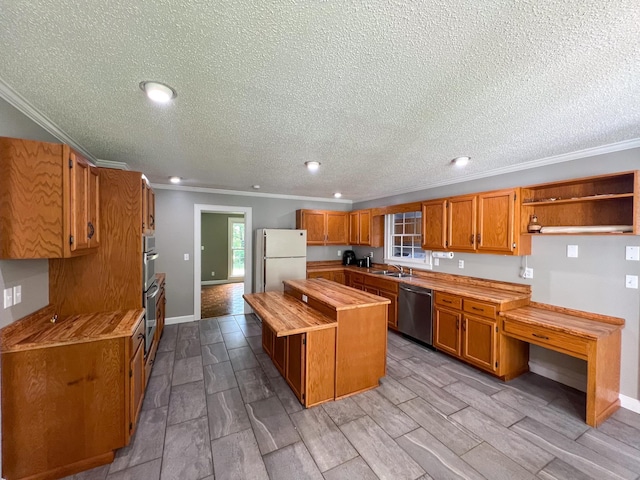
{"left": 194, "top": 204, "right": 252, "bottom": 320}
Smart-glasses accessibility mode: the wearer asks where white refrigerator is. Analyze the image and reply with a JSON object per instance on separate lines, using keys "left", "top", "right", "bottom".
{"left": 255, "top": 229, "right": 307, "bottom": 292}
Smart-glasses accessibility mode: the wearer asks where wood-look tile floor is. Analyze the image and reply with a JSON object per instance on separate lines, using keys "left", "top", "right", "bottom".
{"left": 65, "top": 316, "right": 640, "bottom": 480}
{"left": 201, "top": 283, "right": 245, "bottom": 318}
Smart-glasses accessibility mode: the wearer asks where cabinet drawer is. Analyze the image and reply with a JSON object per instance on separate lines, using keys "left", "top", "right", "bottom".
{"left": 364, "top": 276, "right": 398, "bottom": 293}
{"left": 503, "top": 320, "right": 588, "bottom": 357}
{"left": 435, "top": 292, "right": 462, "bottom": 310}
{"left": 463, "top": 299, "right": 497, "bottom": 319}
{"left": 130, "top": 318, "right": 145, "bottom": 352}
{"left": 349, "top": 273, "right": 364, "bottom": 284}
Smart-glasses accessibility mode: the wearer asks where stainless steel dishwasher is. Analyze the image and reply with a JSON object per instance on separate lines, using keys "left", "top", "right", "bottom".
{"left": 397, "top": 284, "right": 433, "bottom": 347}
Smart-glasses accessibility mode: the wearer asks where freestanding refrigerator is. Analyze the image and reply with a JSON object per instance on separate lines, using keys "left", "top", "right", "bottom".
{"left": 255, "top": 229, "right": 307, "bottom": 292}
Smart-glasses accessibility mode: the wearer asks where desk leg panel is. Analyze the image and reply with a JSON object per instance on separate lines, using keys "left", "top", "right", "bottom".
{"left": 588, "top": 331, "right": 621, "bottom": 427}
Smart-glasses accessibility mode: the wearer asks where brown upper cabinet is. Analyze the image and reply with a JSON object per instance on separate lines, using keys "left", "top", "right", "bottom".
{"left": 296, "top": 209, "right": 348, "bottom": 245}
{"left": 520, "top": 171, "right": 639, "bottom": 235}
{"left": 142, "top": 178, "right": 156, "bottom": 235}
{"left": 422, "top": 188, "right": 530, "bottom": 255}
{"left": 0, "top": 136, "right": 100, "bottom": 259}
{"left": 349, "top": 209, "right": 384, "bottom": 247}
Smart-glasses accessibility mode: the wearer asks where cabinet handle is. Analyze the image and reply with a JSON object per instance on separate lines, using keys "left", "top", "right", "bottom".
{"left": 137, "top": 333, "right": 145, "bottom": 340}
{"left": 470, "top": 234, "right": 474, "bottom": 245}
{"left": 443, "top": 299, "right": 452, "bottom": 304}
{"left": 532, "top": 333, "right": 550, "bottom": 340}
{"left": 87, "top": 222, "right": 95, "bottom": 239}
{"left": 456, "top": 319, "right": 459, "bottom": 329}
{"left": 476, "top": 233, "right": 481, "bottom": 244}
{"left": 150, "top": 214, "right": 154, "bottom": 227}
{"left": 462, "top": 319, "right": 466, "bottom": 331}
{"left": 471, "top": 306, "right": 483, "bottom": 311}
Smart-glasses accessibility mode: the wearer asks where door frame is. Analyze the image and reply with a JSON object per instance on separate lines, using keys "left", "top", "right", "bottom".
{"left": 194, "top": 204, "right": 252, "bottom": 319}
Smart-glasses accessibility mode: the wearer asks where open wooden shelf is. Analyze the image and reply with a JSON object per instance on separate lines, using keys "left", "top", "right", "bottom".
{"left": 520, "top": 171, "right": 639, "bottom": 235}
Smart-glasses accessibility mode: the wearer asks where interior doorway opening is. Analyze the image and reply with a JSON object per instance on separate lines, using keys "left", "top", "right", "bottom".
{"left": 194, "top": 205, "right": 252, "bottom": 320}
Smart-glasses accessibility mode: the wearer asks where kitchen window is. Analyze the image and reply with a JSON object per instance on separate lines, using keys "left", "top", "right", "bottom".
{"left": 383, "top": 211, "right": 427, "bottom": 267}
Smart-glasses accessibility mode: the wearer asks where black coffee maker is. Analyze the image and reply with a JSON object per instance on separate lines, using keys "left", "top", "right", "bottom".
{"left": 342, "top": 250, "right": 356, "bottom": 266}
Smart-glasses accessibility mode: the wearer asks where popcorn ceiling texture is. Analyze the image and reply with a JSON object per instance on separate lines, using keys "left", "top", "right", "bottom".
{"left": 0, "top": 1, "right": 639, "bottom": 201}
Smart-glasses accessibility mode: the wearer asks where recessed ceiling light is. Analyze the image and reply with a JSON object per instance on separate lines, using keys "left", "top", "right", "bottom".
{"left": 451, "top": 156, "right": 470, "bottom": 167}
{"left": 169, "top": 176, "right": 181, "bottom": 184}
{"left": 140, "top": 81, "right": 177, "bottom": 103}
{"left": 252, "top": 184, "right": 261, "bottom": 189}
{"left": 333, "top": 192, "right": 342, "bottom": 198}
{"left": 305, "top": 161, "right": 320, "bottom": 172}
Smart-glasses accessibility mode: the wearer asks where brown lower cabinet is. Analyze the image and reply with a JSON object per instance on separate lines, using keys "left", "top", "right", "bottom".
{"left": 307, "top": 270, "right": 345, "bottom": 284}
{"left": 363, "top": 275, "right": 398, "bottom": 330}
{"left": 434, "top": 291, "right": 528, "bottom": 378}
{"left": 1, "top": 308, "right": 146, "bottom": 480}
{"left": 261, "top": 322, "right": 336, "bottom": 406}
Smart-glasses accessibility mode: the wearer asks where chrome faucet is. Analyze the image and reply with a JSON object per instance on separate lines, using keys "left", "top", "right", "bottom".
{"left": 390, "top": 264, "right": 404, "bottom": 274}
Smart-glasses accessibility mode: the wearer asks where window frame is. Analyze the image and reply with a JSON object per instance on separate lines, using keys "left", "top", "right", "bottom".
{"left": 383, "top": 212, "right": 431, "bottom": 268}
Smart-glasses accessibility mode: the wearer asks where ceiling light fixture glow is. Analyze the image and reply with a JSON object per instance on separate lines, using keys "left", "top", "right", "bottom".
{"left": 451, "top": 156, "right": 470, "bottom": 167}
{"left": 305, "top": 161, "right": 320, "bottom": 172}
{"left": 333, "top": 192, "right": 342, "bottom": 198}
{"left": 169, "top": 176, "right": 182, "bottom": 184}
{"left": 140, "top": 81, "right": 177, "bottom": 103}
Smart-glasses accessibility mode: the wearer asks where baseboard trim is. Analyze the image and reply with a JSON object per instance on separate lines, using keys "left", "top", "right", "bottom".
{"left": 165, "top": 315, "right": 195, "bottom": 325}
{"left": 528, "top": 360, "right": 587, "bottom": 393}
{"left": 619, "top": 394, "right": 640, "bottom": 414}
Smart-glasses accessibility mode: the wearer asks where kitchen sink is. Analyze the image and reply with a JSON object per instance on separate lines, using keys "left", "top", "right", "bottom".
{"left": 384, "top": 272, "right": 414, "bottom": 278}
{"left": 370, "top": 270, "right": 389, "bottom": 275}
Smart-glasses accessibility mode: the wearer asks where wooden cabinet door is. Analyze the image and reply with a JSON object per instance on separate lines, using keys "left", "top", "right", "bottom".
{"left": 333, "top": 271, "right": 345, "bottom": 285}
{"left": 302, "top": 211, "right": 326, "bottom": 245}
{"left": 147, "top": 187, "right": 156, "bottom": 234}
{"left": 88, "top": 166, "right": 100, "bottom": 248}
{"left": 69, "top": 151, "right": 90, "bottom": 252}
{"left": 262, "top": 323, "right": 275, "bottom": 357}
{"left": 359, "top": 210, "right": 371, "bottom": 245}
{"left": 377, "top": 289, "right": 398, "bottom": 329}
{"left": 477, "top": 189, "right": 516, "bottom": 254}
{"left": 434, "top": 307, "right": 461, "bottom": 356}
{"left": 349, "top": 212, "right": 360, "bottom": 244}
{"left": 308, "top": 271, "right": 333, "bottom": 280}
{"left": 422, "top": 200, "right": 447, "bottom": 250}
{"left": 141, "top": 179, "right": 149, "bottom": 234}
{"left": 286, "top": 333, "right": 306, "bottom": 403}
{"left": 448, "top": 195, "right": 477, "bottom": 252}
{"left": 129, "top": 342, "right": 145, "bottom": 437}
{"left": 462, "top": 314, "right": 497, "bottom": 372}
{"left": 326, "top": 211, "right": 348, "bottom": 244}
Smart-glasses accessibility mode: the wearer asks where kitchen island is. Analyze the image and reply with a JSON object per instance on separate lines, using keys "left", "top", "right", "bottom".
{"left": 243, "top": 278, "right": 389, "bottom": 406}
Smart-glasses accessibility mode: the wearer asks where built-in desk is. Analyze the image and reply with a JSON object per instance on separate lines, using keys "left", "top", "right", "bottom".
{"left": 243, "top": 278, "right": 389, "bottom": 406}
{"left": 500, "top": 302, "right": 624, "bottom": 427}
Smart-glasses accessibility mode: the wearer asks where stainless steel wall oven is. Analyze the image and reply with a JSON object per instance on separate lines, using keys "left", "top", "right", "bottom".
{"left": 143, "top": 236, "right": 159, "bottom": 355}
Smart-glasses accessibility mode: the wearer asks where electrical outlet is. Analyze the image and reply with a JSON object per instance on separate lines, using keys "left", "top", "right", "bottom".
{"left": 337, "top": 250, "right": 342, "bottom": 257}
{"left": 369, "top": 251, "right": 374, "bottom": 257}
{"left": 458, "top": 260, "right": 464, "bottom": 269}
{"left": 567, "top": 245, "right": 579, "bottom": 258}
{"left": 184, "top": 253, "right": 189, "bottom": 261}
{"left": 626, "top": 275, "right": 638, "bottom": 289}
{"left": 13, "top": 285, "right": 21, "bottom": 305}
{"left": 302, "top": 294, "right": 308, "bottom": 303}
{"left": 211, "top": 271, "right": 215, "bottom": 277}
{"left": 626, "top": 246, "right": 640, "bottom": 261}
{"left": 4, "top": 288, "right": 13, "bottom": 309}
{"left": 434, "top": 258, "right": 439, "bottom": 266}
{"left": 523, "top": 268, "right": 533, "bottom": 279}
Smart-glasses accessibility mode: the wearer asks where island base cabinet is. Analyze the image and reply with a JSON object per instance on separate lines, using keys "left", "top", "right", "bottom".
{"left": 2, "top": 340, "right": 126, "bottom": 480}
{"left": 261, "top": 323, "right": 336, "bottom": 407}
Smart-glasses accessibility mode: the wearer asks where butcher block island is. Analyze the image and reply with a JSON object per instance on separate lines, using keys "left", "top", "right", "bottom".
{"left": 243, "top": 278, "right": 389, "bottom": 407}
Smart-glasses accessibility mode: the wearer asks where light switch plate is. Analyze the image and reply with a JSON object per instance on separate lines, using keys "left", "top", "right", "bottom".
{"left": 567, "top": 245, "right": 579, "bottom": 258}
{"left": 626, "top": 275, "right": 638, "bottom": 289}
{"left": 626, "top": 246, "right": 640, "bottom": 261}
{"left": 523, "top": 268, "right": 534, "bottom": 279}
{"left": 4, "top": 288, "right": 13, "bottom": 309}
{"left": 13, "top": 285, "right": 21, "bottom": 305}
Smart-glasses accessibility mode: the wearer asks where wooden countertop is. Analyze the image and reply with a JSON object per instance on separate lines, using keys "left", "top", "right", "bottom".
{"left": 308, "top": 263, "right": 530, "bottom": 310}
{"left": 243, "top": 292, "right": 337, "bottom": 336}
{"left": 284, "top": 278, "right": 391, "bottom": 311}
{"left": 500, "top": 302, "right": 624, "bottom": 340}
{"left": 1, "top": 305, "right": 145, "bottom": 352}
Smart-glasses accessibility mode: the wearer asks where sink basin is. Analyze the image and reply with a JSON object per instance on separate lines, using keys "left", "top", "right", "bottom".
{"left": 370, "top": 270, "right": 389, "bottom": 275}
{"left": 384, "top": 272, "right": 414, "bottom": 278}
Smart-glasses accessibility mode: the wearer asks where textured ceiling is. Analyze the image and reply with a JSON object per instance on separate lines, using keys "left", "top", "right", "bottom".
{"left": 1, "top": 1, "right": 639, "bottom": 201}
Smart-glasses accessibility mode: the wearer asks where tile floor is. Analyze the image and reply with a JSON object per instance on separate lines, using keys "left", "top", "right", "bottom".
{"left": 65, "top": 314, "right": 640, "bottom": 480}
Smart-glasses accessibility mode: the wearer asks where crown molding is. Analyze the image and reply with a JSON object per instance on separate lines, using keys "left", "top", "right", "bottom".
{"left": 355, "top": 137, "right": 640, "bottom": 203}
{"left": 151, "top": 183, "right": 353, "bottom": 204}
{"left": 0, "top": 77, "right": 97, "bottom": 162}
{"left": 95, "top": 159, "right": 130, "bottom": 170}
